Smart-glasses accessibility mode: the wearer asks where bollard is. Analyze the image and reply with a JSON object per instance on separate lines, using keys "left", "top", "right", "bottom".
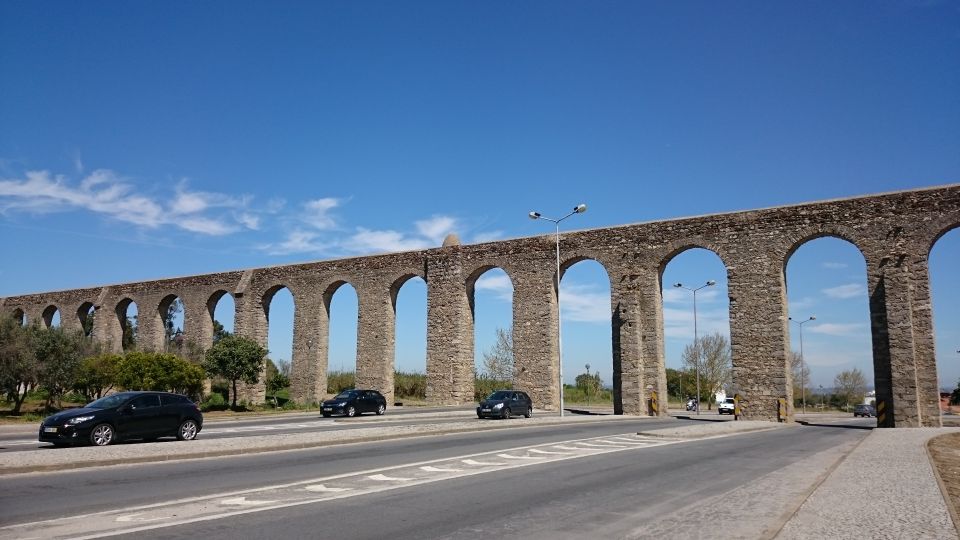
{"left": 777, "top": 398, "right": 787, "bottom": 422}
{"left": 649, "top": 390, "right": 659, "bottom": 416}
{"left": 733, "top": 393, "right": 741, "bottom": 420}
{"left": 877, "top": 400, "right": 887, "bottom": 427}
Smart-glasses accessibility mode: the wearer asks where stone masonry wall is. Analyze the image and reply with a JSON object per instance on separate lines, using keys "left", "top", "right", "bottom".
{"left": 3, "top": 185, "right": 958, "bottom": 426}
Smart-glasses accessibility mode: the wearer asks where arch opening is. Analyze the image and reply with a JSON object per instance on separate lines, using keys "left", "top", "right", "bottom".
{"left": 930, "top": 227, "right": 960, "bottom": 413}
{"left": 326, "top": 282, "right": 358, "bottom": 394}
{"left": 158, "top": 294, "right": 185, "bottom": 353}
{"left": 116, "top": 299, "right": 139, "bottom": 351}
{"left": 785, "top": 236, "right": 873, "bottom": 415}
{"left": 77, "top": 303, "right": 95, "bottom": 337}
{"left": 392, "top": 275, "right": 427, "bottom": 402}
{"left": 264, "top": 286, "right": 295, "bottom": 400}
{"left": 660, "top": 247, "right": 732, "bottom": 413}
{"left": 11, "top": 308, "right": 26, "bottom": 327}
{"left": 208, "top": 290, "right": 235, "bottom": 343}
{"left": 471, "top": 267, "right": 514, "bottom": 401}
{"left": 558, "top": 258, "right": 613, "bottom": 410}
{"left": 42, "top": 305, "right": 61, "bottom": 328}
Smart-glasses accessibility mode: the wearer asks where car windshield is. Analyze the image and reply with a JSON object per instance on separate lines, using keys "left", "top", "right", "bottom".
{"left": 86, "top": 393, "right": 134, "bottom": 409}
{"left": 486, "top": 391, "right": 512, "bottom": 400}
{"left": 335, "top": 391, "right": 359, "bottom": 399}
{"left": 725, "top": 398, "right": 735, "bottom": 403}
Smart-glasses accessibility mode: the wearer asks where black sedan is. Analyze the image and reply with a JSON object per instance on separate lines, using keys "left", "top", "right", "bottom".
{"left": 321, "top": 389, "right": 387, "bottom": 417}
{"left": 477, "top": 390, "right": 533, "bottom": 419}
{"left": 39, "top": 391, "right": 203, "bottom": 447}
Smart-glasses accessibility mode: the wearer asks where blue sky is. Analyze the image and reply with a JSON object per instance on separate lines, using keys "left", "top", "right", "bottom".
{"left": 1, "top": 2, "right": 958, "bottom": 392}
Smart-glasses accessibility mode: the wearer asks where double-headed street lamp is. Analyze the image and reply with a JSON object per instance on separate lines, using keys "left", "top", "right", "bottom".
{"left": 529, "top": 203, "right": 588, "bottom": 418}
{"left": 674, "top": 280, "right": 716, "bottom": 415}
{"left": 789, "top": 315, "right": 816, "bottom": 414}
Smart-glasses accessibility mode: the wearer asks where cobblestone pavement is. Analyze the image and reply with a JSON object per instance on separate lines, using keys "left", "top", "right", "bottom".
{"left": 777, "top": 428, "right": 960, "bottom": 539}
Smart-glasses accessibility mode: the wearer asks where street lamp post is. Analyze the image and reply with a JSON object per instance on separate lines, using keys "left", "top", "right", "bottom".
{"left": 789, "top": 315, "right": 816, "bottom": 414}
{"left": 529, "top": 203, "right": 588, "bottom": 417}
{"left": 819, "top": 384, "right": 824, "bottom": 411}
{"left": 674, "top": 280, "right": 716, "bottom": 415}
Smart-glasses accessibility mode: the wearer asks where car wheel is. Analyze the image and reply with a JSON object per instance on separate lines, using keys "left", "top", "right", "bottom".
{"left": 376, "top": 404, "right": 386, "bottom": 416}
{"left": 90, "top": 423, "right": 114, "bottom": 446}
{"left": 524, "top": 407, "right": 532, "bottom": 418}
{"left": 177, "top": 419, "right": 199, "bottom": 441}
{"left": 503, "top": 407, "right": 511, "bottom": 420}
{"left": 346, "top": 405, "right": 357, "bottom": 417}
{"left": 477, "top": 414, "right": 483, "bottom": 419}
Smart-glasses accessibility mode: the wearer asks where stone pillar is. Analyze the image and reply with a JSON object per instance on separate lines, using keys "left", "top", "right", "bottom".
{"left": 181, "top": 295, "right": 210, "bottom": 349}
{"left": 866, "top": 257, "right": 933, "bottom": 427}
{"left": 512, "top": 270, "right": 559, "bottom": 411}
{"left": 909, "top": 258, "right": 942, "bottom": 427}
{"left": 356, "top": 286, "right": 396, "bottom": 405}
{"left": 233, "top": 291, "right": 267, "bottom": 404}
{"left": 59, "top": 304, "right": 83, "bottom": 334}
{"left": 290, "top": 292, "right": 327, "bottom": 404}
{"left": 727, "top": 260, "right": 792, "bottom": 422}
{"left": 425, "top": 249, "right": 475, "bottom": 405}
{"left": 624, "top": 269, "right": 670, "bottom": 416}
{"left": 136, "top": 295, "right": 165, "bottom": 352}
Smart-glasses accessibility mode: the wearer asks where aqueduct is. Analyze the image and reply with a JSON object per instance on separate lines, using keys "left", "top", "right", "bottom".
{"left": 3, "top": 185, "right": 958, "bottom": 426}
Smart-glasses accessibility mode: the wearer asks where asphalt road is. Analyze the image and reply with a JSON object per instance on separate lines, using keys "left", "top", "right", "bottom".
{"left": 0, "top": 417, "right": 875, "bottom": 539}
{"left": 0, "top": 406, "right": 479, "bottom": 452}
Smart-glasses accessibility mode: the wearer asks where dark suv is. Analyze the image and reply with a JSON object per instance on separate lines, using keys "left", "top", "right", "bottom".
{"left": 39, "top": 391, "right": 203, "bottom": 447}
{"left": 853, "top": 404, "right": 876, "bottom": 418}
{"left": 477, "top": 390, "right": 533, "bottom": 419}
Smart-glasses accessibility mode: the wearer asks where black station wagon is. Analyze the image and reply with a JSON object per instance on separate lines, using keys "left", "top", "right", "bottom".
{"left": 39, "top": 391, "right": 203, "bottom": 447}
{"left": 321, "top": 389, "right": 387, "bottom": 417}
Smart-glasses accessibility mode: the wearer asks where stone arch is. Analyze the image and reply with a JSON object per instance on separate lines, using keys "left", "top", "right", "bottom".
{"left": 465, "top": 264, "right": 518, "bottom": 318}
{"left": 319, "top": 278, "right": 359, "bottom": 386}
{"left": 205, "top": 290, "right": 235, "bottom": 344}
{"left": 77, "top": 302, "right": 95, "bottom": 337}
{"left": 556, "top": 256, "right": 615, "bottom": 410}
{"left": 157, "top": 293, "right": 185, "bottom": 347}
{"left": 781, "top": 226, "right": 870, "bottom": 275}
{"left": 783, "top": 235, "right": 872, "bottom": 416}
{"left": 41, "top": 305, "right": 61, "bottom": 328}
{"left": 11, "top": 307, "right": 26, "bottom": 326}
{"left": 925, "top": 219, "right": 960, "bottom": 258}
{"left": 655, "top": 240, "right": 732, "bottom": 281}
{"left": 115, "top": 297, "right": 138, "bottom": 351}
{"left": 390, "top": 273, "right": 429, "bottom": 390}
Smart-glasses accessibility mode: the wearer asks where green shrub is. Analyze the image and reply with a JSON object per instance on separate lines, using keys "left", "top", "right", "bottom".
{"left": 201, "top": 392, "right": 228, "bottom": 412}
{"left": 474, "top": 373, "right": 511, "bottom": 402}
{"left": 281, "top": 400, "right": 300, "bottom": 411}
{"left": 394, "top": 371, "right": 426, "bottom": 399}
{"left": 327, "top": 371, "right": 355, "bottom": 393}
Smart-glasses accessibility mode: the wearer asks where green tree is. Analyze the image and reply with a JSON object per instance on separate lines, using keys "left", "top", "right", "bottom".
{"left": 575, "top": 365, "right": 602, "bottom": 401}
{"left": 163, "top": 298, "right": 183, "bottom": 343}
{"left": 73, "top": 353, "right": 121, "bottom": 401}
{"left": 213, "top": 320, "right": 231, "bottom": 344}
{"left": 481, "top": 327, "right": 513, "bottom": 382}
{"left": 121, "top": 314, "right": 138, "bottom": 350}
{"left": 789, "top": 350, "right": 811, "bottom": 408}
{"left": 950, "top": 379, "right": 960, "bottom": 406}
{"left": 682, "top": 332, "right": 731, "bottom": 408}
{"left": 0, "top": 316, "right": 37, "bottom": 414}
{"left": 833, "top": 368, "right": 867, "bottom": 411}
{"left": 202, "top": 335, "right": 267, "bottom": 408}
{"left": 33, "top": 325, "right": 90, "bottom": 409}
{"left": 115, "top": 351, "right": 204, "bottom": 397}
{"left": 666, "top": 367, "right": 694, "bottom": 402}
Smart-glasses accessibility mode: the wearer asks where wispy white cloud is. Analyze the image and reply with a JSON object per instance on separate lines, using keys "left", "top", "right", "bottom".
{"left": 0, "top": 169, "right": 254, "bottom": 236}
{"left": 260, "top": 229, "right": 331, "bottom": 255}
{"left": 560, "top": 283, "right": 610, "bottom": 323}
{"left": 302, "top": 198, "right": 340, "bottom": 230}
{"left": 822, "top": 283, "right": 865, "bottom": 299}
{"left": 808, "top": 322, "right": 868, "bottom": 337}
{"left": 342, "top": 228, "right": 432, "bottom": 254}
{"left": 821, "top": 262, "right": 848, "bottom": 270}
{"left": 415, "top": 215, "right": 457, "bottom": 244}
{"left": 472, "top": 230, "right": 504, "bottom": 243}
{"left": 475, "top": 273, "right": 513, "bottom": 302}
{"left": 788, "top": 296, "right": 817, "bottom": 311}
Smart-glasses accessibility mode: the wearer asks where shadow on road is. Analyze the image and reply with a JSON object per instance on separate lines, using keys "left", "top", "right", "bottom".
{"left": 796, "top": 420, "right": 874, "bottom": 430}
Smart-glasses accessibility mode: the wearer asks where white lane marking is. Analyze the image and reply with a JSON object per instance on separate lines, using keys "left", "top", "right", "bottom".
{"left": 462, "top": 459, "right": 505, "bottom": 466}
{"left": 497, "top": 453, "right": 542, "bottom": 460}
{"left": 0, "top": 432, "right": 687, "bottom": 540}
{"left": 115, "top": 513, "right": 165, "bottom": 523}
{"left": 576, "top": 442, "right": 627, "bottom": 448}
{"left": 304, "top": 484, "right": 351, "bottom": 493}
{"left": 528, "top": 448, "right": 570, "bottom": 456}
{"left": 420, "top": 466, "right": 462, "bottom": 472}
{"left": 220, "top": 497, "right": 277, "bottom": 506}
{"left": 551, "top": 445, "right": 582, "bottom": 451}
{"left": 367, "top": 474, "right": 412, "bottom": 482}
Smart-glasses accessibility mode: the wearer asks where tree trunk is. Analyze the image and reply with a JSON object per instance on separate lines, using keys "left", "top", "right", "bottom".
{"left": 232, "top": 379, "right": 238, "bottom": 409}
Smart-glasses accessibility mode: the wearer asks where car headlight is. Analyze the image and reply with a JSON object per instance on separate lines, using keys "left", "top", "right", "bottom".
{"left": 493, "top": 403, "right": 504, "bottom": 410}
{"left": 338, "top": 402, "right": 347, "bottom": 407}
{"left": 66, "top": 415, "right": 95, "bottom": 425}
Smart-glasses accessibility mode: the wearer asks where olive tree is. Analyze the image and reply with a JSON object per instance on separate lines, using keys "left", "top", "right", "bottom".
{"left": 202, "top": 335, "right": 267, "bottom": 408}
